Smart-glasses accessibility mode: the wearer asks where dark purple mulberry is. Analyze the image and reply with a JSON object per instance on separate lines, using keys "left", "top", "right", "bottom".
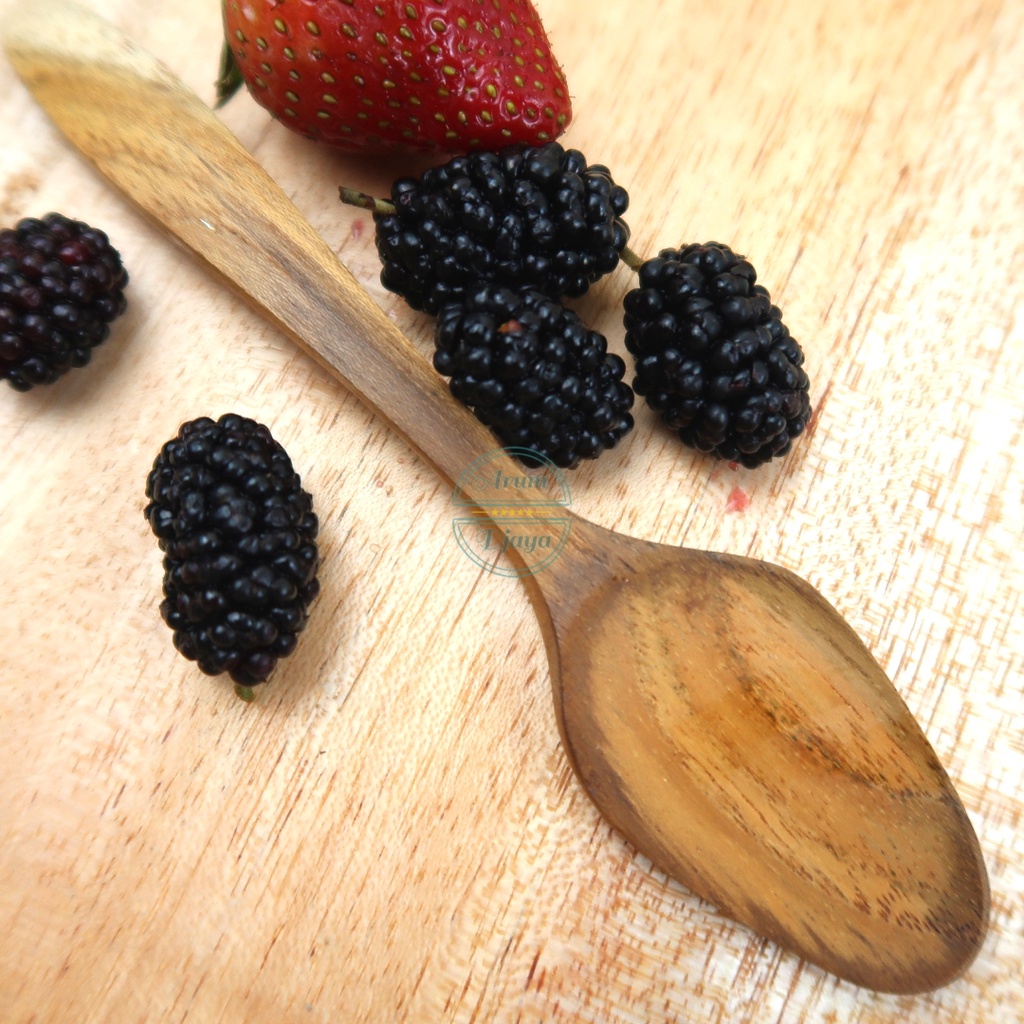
{"left": 624, "top": 242, "right": 812, "bottom": 467}
{"left": 434, "top": 285, "right": 634, "bottom": 469}
{"left": 352, "top": 141, "right": 630, "bottom": 315}
{"left": 0, "top": 213, "right": 128, "bottom": 391}
{"left": 144, "top": 414, "right": 320, "bottom": 693}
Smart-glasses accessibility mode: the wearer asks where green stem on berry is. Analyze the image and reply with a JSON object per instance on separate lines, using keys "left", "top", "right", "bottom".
{"left": 234, "top": 683, "right": 256, "bottom": 703}
{"left": 619, "top": 246, "right": 644, "bottom": 273}
{"left": 339, "top": 187, "right": 397, "bottom": 216}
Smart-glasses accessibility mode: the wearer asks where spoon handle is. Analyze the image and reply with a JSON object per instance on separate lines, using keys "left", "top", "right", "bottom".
{"left": 3, "top": 0, "right": 527, "bottom": 498}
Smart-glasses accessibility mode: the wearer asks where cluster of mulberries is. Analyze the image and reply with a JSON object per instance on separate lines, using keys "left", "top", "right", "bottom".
{"left": 0, "top": 213, "right": 129, "bottom": 391}
{"left": 344, "top": 141, "right": 636, "bottom": 467}
{"left": 144, "top": 414, "right": 320, "bottom": 693}
{"left": 11, "top": 151, "right": 815, "bottom": 699}
{"left": 0, "top": 212, "right": 327, "bottom": 695}
{"left": 351, "top": 146, "right": 813, "bottom": 470}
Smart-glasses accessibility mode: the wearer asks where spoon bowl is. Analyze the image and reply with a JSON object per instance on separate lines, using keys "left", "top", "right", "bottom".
{"left": 532, "top": 518, "right": 987, "bottom": 991}
{"left": 2, "top": 0, "right": 989, "bottom": 993}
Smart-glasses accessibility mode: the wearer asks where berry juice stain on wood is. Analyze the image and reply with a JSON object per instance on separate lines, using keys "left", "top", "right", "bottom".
{"left": 726, "top": 487, "right": 751, "bottom": 513}
{"left": 0, "top": 168, "right": 41, "bottom": 220}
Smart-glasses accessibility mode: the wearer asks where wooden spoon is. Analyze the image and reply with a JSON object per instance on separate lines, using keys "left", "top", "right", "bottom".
{"left": 2, "top": 0, "right": 988, "bottom": 993}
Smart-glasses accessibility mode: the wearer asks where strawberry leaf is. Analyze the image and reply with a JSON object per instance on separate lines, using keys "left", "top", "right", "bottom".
{"left": 215, "top": 37, "right": 243, "bottom": 110}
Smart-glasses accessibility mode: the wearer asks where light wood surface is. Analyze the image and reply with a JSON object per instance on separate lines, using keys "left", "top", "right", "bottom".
{"left": 0, "top": 0, "right": 1020, "bottom": 1020}
{"left": 3, "top": 0, "right": 989, "bottom": 992}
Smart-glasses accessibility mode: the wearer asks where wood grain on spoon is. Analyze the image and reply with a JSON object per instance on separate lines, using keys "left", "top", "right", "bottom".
{"left": 533, "top": 526, "right": 988, "bottom": 991}
{"left": 2, "top": 0, "right": 989, "bottom": 994}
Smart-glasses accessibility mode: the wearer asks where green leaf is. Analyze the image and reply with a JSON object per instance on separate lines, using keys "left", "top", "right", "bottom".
{"left": 215, "top": 37, "right": 244, "bottom": 109}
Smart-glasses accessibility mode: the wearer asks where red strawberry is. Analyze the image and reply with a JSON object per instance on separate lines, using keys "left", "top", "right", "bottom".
{"left": 218, "top": 0, "right": 573, "bottom": 155}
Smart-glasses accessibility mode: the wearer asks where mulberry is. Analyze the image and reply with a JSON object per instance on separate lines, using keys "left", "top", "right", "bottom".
{"left": 0, "top": 213, "right": 128, "bottom": 391}
{"left": 144, "top": 414, "right": 320, "bottom": 695}
{"left": 434, "top": 285, "right": 634, "bottom": 469}
{"left": 623, "top": 242, "right": 812, "bottom": 467}
{"left": 344, "top": 141, "right": 630, "bottom": 315}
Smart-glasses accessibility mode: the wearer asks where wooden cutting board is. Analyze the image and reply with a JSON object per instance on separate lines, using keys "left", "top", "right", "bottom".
{"left": 0, "top": 0, "right": 1020, "bottom": 1021}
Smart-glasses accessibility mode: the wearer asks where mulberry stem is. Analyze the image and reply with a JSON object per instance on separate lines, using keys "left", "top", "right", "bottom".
{"left": 339, "top": 188, "right": 396, "bottom": 216}
{"left": 619, "top": 246, "right": 644, "bottom": 272}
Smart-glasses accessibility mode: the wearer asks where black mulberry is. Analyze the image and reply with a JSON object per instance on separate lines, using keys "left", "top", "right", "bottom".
{"left": 0, "top": 213, "right": 129, "bottom": 391}
{"left": 144, "top": 414, "right": 320, "bottom": 694}
{"left": 345, "top": 141, "right": 630, "bottom": 315}
{"left": 434, "top": 285, "right": 634, "bottom": 469}
{"left": 623, "top": 242, "right": 812, "bottom": 468}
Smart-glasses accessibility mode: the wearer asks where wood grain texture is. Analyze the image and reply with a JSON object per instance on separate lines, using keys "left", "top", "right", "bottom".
{"left": 2, "top": 0, "right": 989, "bottom": 990}
{"left": 544, "top": 530, "right": 988, "bottom": 993}
{"left": 0, "top": 0, "right": 1021, "bottom": 1020}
